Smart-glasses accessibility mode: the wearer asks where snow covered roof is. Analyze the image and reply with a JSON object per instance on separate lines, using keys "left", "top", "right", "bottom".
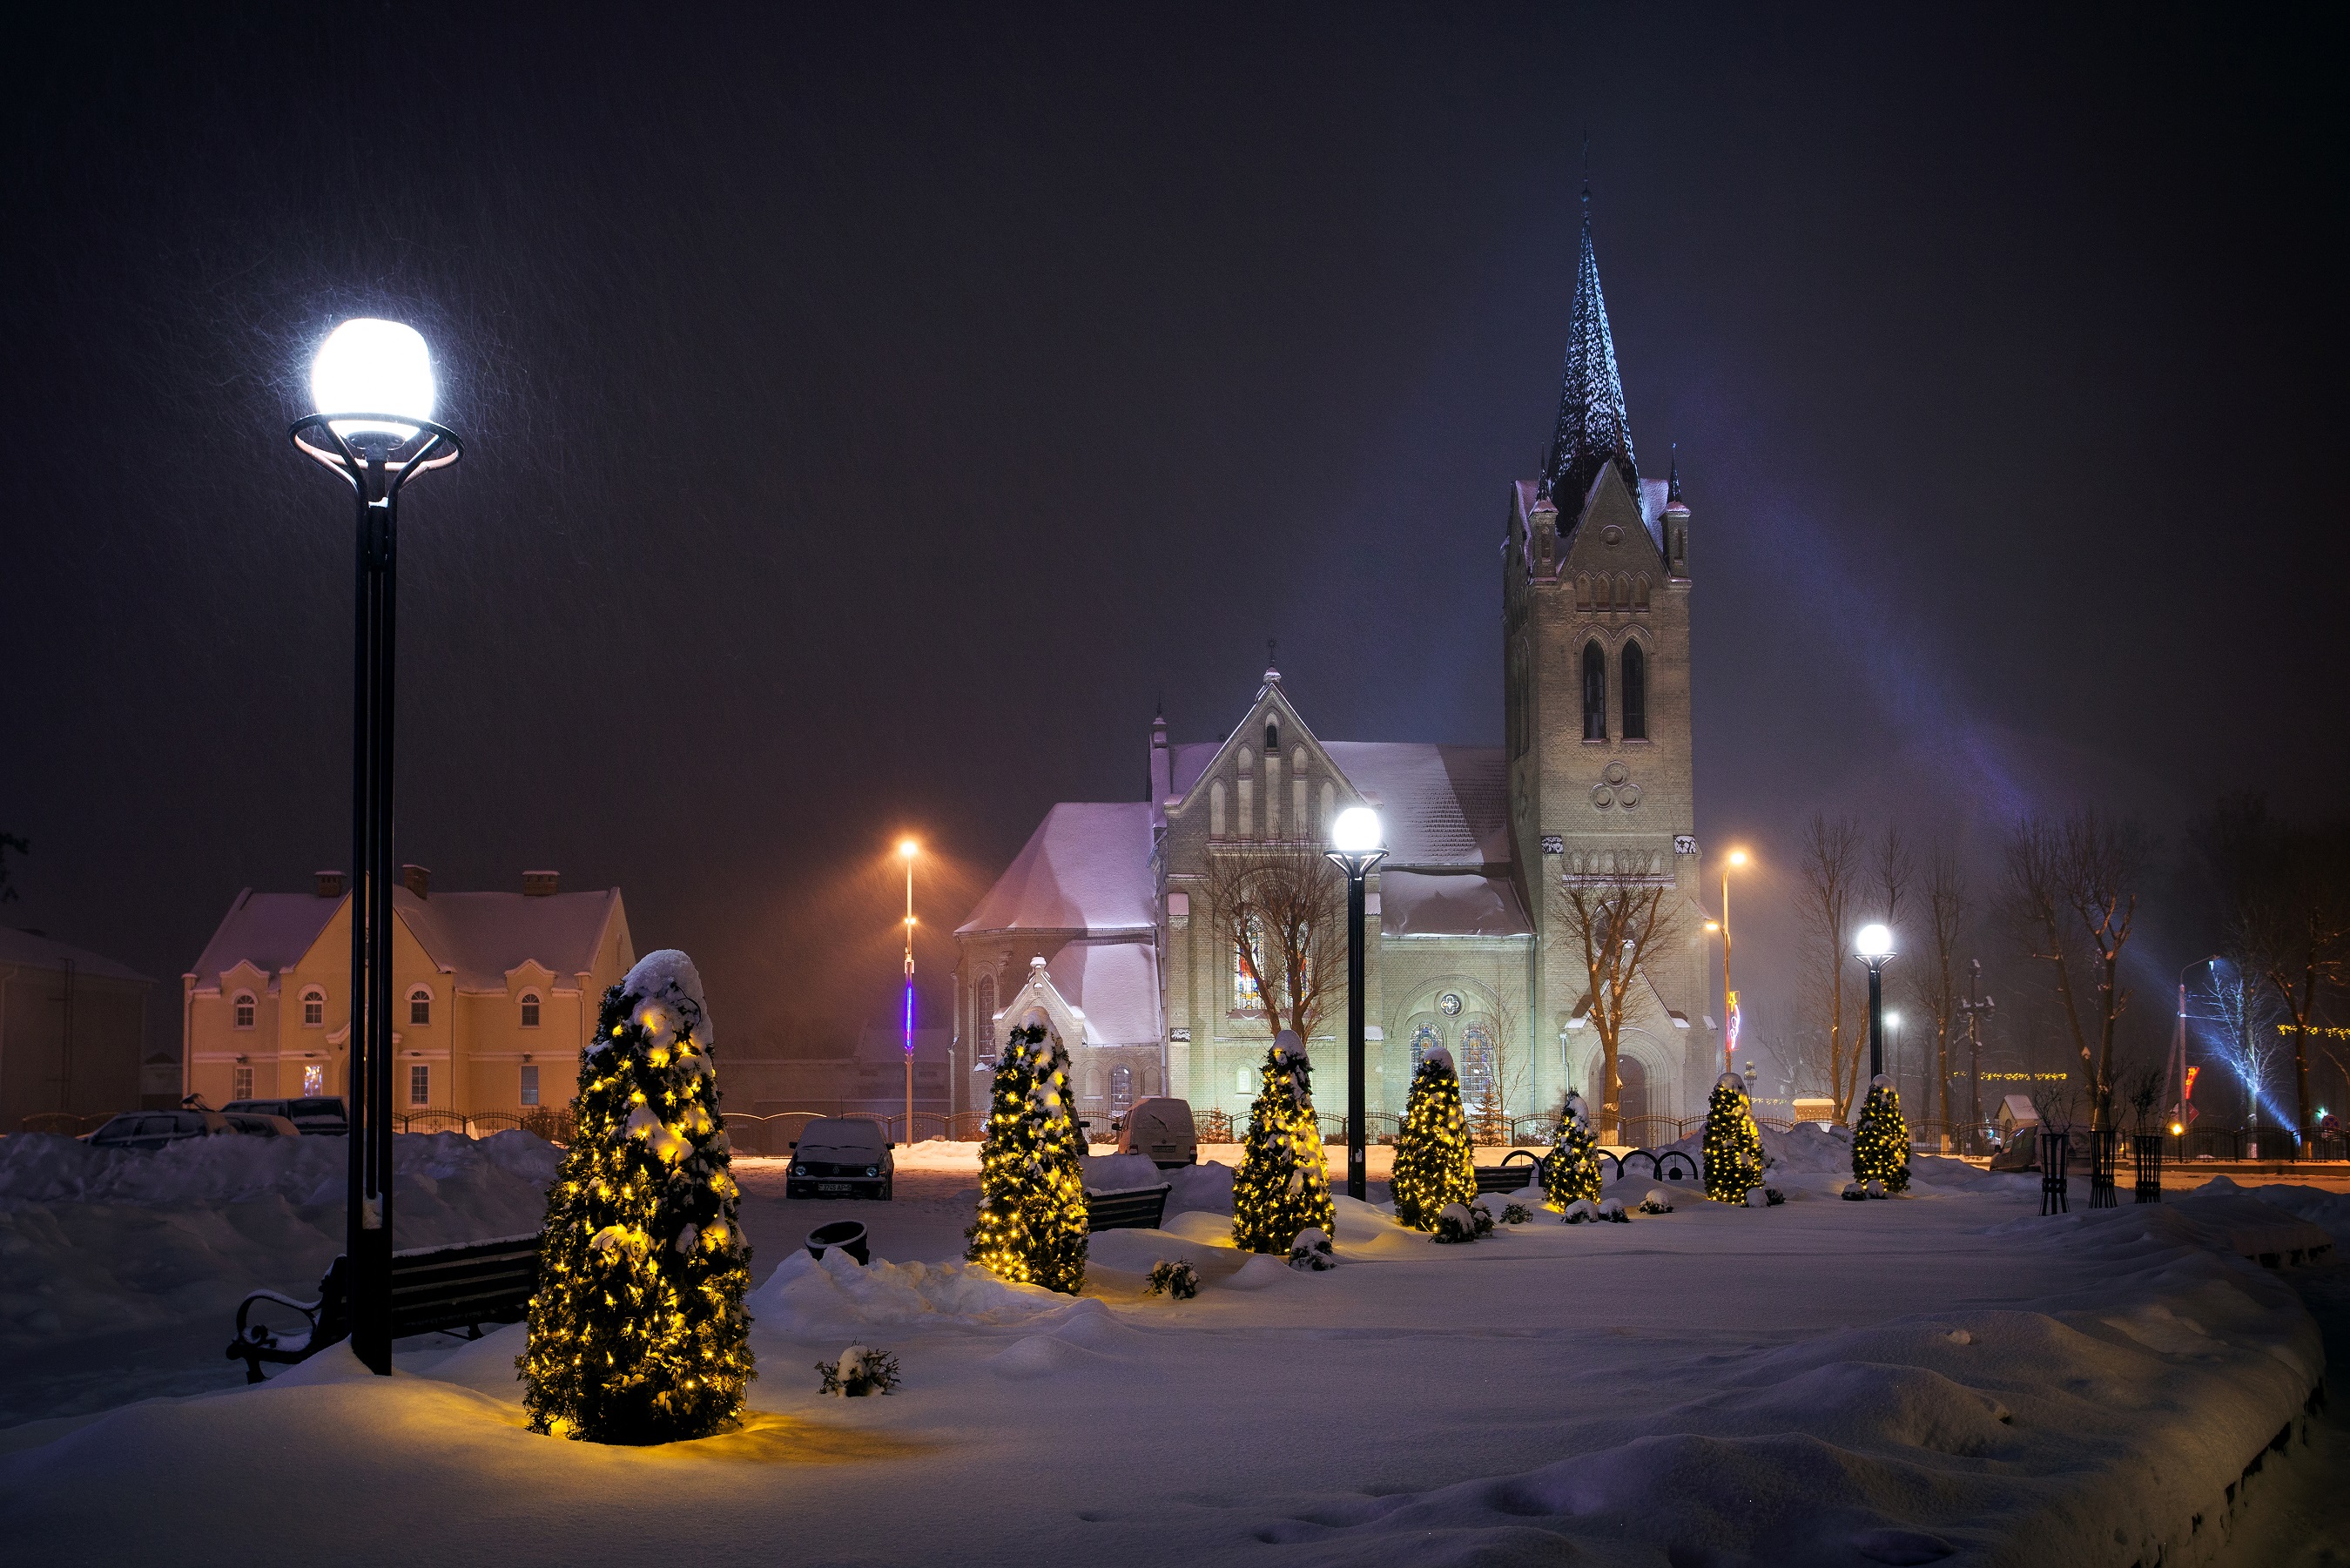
{"left": 956, "top": 803, "right": 1158, "bottom": 937}
{"left": 1321, "top": 744, "right": 1507, "bottom": 868}
{"left": 188, "top": 884, "right": 625, "bottom": 992}
{"left": 1377, "top": 871, "right": 1532, "bottom": 939}
{"left": 1045, "top": 939, "right": 1162, "bottom": 1047}
{"left": 0, "top": 927, "right": 152, "bottom": 984}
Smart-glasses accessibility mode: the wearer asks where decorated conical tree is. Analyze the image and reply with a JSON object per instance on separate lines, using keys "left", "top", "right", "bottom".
{"left": 1391, "top": 1050, "right": 1477, "bottom": 1230}
{"left": 1545, "top": 1091, "right": 1603, "bottom": 1209}
{"left": 1232, "top": 1030, "right": 1336, "bottom": 1254}
{"left": 1701, "top": 1071, "right": 1768, "bottom": 1204}
{"left": 1852, "top": 1073, "right": 1911, "bottom": 1193}
{"left": 965, "top": 1023, "right": 1089, "bottom": 1293}
{"left": 522, "top": 951, "right": 753, "bottom": 1444}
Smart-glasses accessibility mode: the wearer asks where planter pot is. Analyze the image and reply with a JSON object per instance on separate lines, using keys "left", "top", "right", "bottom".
{"left": 807, "top": 1220, "right": 870, "bottom": 1266}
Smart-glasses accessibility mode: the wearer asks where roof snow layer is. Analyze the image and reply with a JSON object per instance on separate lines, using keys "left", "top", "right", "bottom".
{"left": 1045, "top": 940, "right": 1162, "bottom": 1046}
{"left": 1377, "top": 871, "right": 1532, "bottom": 939}
{"left": 957, "top": 804, "right": 1157, "bottom": 937}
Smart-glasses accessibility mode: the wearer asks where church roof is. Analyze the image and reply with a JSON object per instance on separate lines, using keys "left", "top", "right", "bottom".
{"left": 1544, "top": 188, "right": 1640, "bottom": 519}
{"left": 1168, "top": 739, "right": 1505, "bottom": 870}
{"left": 1045, "top": 939, "right": 1162, "bottom": 1047}
{"left": 1377, "top": 871, "right": 1532, "bottom": 939}
{"left": 956, "top": 803, "right": 1159, "bottom": 937}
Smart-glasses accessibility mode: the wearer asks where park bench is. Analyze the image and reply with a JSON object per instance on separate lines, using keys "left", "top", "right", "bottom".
{"left": 1084, "top": 1183, "right": 1173, "bottom": 1232}
{"left": 1474, "top": 1149, "right": 1547, "bottom": 1194}
{"left": 226, "top": 1233, "right": 539, "bottom": 1383}
{"left": 1606, "top": 1147, "right": 1700, "bottom": 1183}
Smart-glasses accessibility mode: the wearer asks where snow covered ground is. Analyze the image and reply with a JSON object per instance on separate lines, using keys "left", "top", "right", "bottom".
{"left": 0, "top": 1126, "right": 2338, "bottom": 1566}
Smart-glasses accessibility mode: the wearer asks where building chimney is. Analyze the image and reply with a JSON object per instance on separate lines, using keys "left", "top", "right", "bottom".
{"left": 316, "top": 871, "right": 347, "bottom": 898}
{"left": 401, "top": 865, "right": 431, "bottom": 899}
{"left": 522, "top": 870, "right": 560, "bottom": 898}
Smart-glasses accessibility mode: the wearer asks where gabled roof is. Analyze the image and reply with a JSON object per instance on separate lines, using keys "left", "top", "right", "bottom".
{"left": 1321, "top": 744, "right": 1507, "bottom": 868}
{"left": 188, "top": 891, "right": 341, "bottom": 985}
{"left": 1377, "top": 871, "right": 1532, "bottom": 939}
{"left": 1045, "top": 939, "right": 1162, "bottom": 1046}
{"left": 0, "top": 927, "right": 152, "bottom": 984}
{"left": 1515, "top": 471, "right": 1668, "bottom": 557}
{"left": 956, "top": 803, "right": 1158, "bottom": 937}
{"left": 392, "top": 887, "right": 625, "bottom": 990}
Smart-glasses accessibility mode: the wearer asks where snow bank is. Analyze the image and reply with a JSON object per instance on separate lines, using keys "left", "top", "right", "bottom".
{"left": 748, "top": 1247, "right": 1089, "bottom": 1341}
{"left": 0, "top": 1128, "right": 557, "bottom": 1208}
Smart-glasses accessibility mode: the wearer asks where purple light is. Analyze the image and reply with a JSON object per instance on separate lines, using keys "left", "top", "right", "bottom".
{"left": 903, "top": 982, "right": 915, "bottom": 1057}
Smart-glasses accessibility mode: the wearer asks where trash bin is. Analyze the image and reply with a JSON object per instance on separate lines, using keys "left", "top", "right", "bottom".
{"left": 806, "top": 1219, "right": 870, "bottom": 1266}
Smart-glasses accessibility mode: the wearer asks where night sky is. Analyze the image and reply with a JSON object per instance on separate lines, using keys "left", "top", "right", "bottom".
{"left": 5, "top": 5, "right": 2344, "bottom": 1087}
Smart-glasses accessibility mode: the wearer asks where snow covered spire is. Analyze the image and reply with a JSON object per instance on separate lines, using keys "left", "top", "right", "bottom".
{"left": 1667, "top": 442, "right": 1684, "bottom": 506}
{"left": 1545, "top": 180, "right": 1639, "bottom": 516}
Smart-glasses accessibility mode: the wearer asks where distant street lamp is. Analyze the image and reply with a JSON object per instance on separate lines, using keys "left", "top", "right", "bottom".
{"left": 1325, "top": 806, "right": 1386, "bottom": 1201}
{"left": 1855, "top": 923, "right": 1895, "bottom": 1082}
{"left": 899, "top": 839, "right": 919, "bottom": 1141}
{"left": 291, "top": 319, "right": 462, "bottom": 1377}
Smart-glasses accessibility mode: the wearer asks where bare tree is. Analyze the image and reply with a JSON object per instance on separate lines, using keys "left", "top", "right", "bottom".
{"left": 2003, "top": 809, "right": 2152, "bottom": 1132}
{"left": 1798, "top": 814, "right": 1867, "bottom": 1121}
{"left": 2202, "top": 955, "right": 2287, "bottom": 1145}
{"left": 1203, "top": 845, "right": 1347, "bottom": 1046}
{"left": 1909, "top": 842, "right": 1969, "bottom": 1132}
{"left": 1550, "top": 858, "right": 1685, "bottom": 1141}
{"left": 1476, "top": 990, "right": 1533, "bottom": 1146}
{"left": 2234, "top": 821, "right": 2348, "bottom": 1143}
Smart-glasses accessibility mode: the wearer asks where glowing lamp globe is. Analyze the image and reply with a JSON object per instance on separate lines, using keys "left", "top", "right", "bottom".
{"left": 1855, "top": 923, "right": 1894, "bottom": 959}
{"left": 1727, "top": 849, "right": 1749, "bottom": 867}
{"left": 899, "top": 838, "right": 919, "bottom": 858}
{"left": 1884, "top": 1010, "right": 1902, "bottom": 1028}
{"left": 1331, "top": 807, "right": 1384, "bottom": 854}
{"left": 312, "top": 319, "right": 435, "bottom": 440}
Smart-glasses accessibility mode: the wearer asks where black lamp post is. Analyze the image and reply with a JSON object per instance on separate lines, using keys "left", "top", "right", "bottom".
{"left": 1855, "top": 922, "right": 1894, "bottom": 1084}
{"left": 1324, "top": 806, "right": 1385, "bottom": 1202}
{"left": 292, "top": 319, "right": 462, "bottom": 1376}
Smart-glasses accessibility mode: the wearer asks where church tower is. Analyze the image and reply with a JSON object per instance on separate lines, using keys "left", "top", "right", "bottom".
{"left": 1502, "top": 185, "right": 1711, "bottom": 1125}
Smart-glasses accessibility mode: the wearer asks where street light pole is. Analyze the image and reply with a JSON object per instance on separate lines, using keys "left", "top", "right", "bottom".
{"left": 1326, "top": 807, "right": 1386, "bottom": 1203}
{"left": 900, "top": 839, "right": 919, "bottom": 1141}
{"left": 292, "top": 320, "right": 461, "bottom": 1376}
{"left": 1720, "top": 849, "right": 1747, "bottom": 1076}
{"left": 1855, "top": 924, "right": 1895, "bottom": 1085}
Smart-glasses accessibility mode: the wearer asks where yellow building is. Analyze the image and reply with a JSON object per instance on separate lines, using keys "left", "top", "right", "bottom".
{"left": 183, "top": 868, "right": 633, "bottom": 1118}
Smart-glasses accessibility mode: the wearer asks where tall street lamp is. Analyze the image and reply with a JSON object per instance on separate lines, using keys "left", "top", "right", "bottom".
{"left": 1325, "top": 806, "right": 1385, "bottom": 1202}
{"left": 1955, "top": 959, "right": 1994, "bottom": 1151}
{"left": 291, "top": 318, "right": 461, "bottom": 1376}
{"left": 1717, "top": 849, "right": 1747, "bottom": 1075}
{"left": 1855, "top": 923, "right": 1895, "bottom": 1083}
{"left": 1884, "top": 1009, "right": 1903, "bottom": 1105}
{"left": 899, "top": 838, "right": 919, "bottom": 1140}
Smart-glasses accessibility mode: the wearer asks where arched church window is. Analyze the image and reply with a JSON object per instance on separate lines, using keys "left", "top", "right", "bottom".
{"left": 1615, "top": 572, "right": 1632, "bottom": 608}
{"left": 1319, "top": 781, "right": 1334, "bottom": 834}
{"left": 1593, "top": 575, "right": 1612, "bottom": 610}
{"left": 1622, "top": 641, "right": 1647, "bottom": 740}
{"left": 1210, "top": 780, "right": 1226, "bottom": 837}
{"left": 975, "top": 974, "right": 997, "bottom": 1054}
{"left": 1109, "top": 1064, "right": 1134, "bottom": 1114}
{"left": 1232, "top": 917, "right": 1264, "bottom": 1015}
{"left": 1409, "top": 1024, "right": 1441, "bottom": 1068}
{"left": 1633, "top": 575, "right": 1651, "bottom": 610}
{"left": 1581, "top": 642, "right": 1607, "bottom": 741}
{"left": 1576, "top": 575, "right": 1592, "bottom": 609}
{"left": 1266, "top": 720, "right": 1279, "bottom": 755}
{"left": 1460, "top": 1024, "right": 1495, "bottom": 1109}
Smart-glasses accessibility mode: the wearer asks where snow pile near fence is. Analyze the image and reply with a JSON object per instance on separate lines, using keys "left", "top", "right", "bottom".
{"left": 0, "top": 1129, "right": 557, "bottom": 1208}
{"left": 748, "top": 1247, "right": 1087, "bottom": 1341}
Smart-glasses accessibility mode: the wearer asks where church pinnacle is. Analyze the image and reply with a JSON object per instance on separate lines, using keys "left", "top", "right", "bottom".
{"left": 1544, "top": 179, "right": 1638, "bottom": 515}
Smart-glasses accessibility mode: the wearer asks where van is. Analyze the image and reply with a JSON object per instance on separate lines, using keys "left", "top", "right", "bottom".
{"left": 1116, "top": 1098, "right": 1197, "bottom": 1169}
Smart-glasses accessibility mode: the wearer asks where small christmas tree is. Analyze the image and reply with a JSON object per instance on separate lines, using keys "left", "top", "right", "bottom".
{"left": 1391, "top": 1050, "right": 1477, "bottom": 1230}
{"left": 1852, "top": 1073, "right": 1911, "bottom": 1194}
{"left": 522, "top": 951, "right": 753, "bottom": 1444}
{"left": 1545, "top": 1091, "right": 1602, "bottom": 1209}
{"left": 965, "top": 1023, "right": 1089, "bottom": 1293}
{"left": 1701, "top": 1071, "right": 1767, "bottom": 1204}
{"left": 1232, "top": 1030, "right": 1336, "bottom": 1255}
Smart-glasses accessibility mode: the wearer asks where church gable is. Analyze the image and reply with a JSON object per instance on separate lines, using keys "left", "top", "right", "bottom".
{"left": 1163, "top": 675, "right": 1365, "bottom": 845}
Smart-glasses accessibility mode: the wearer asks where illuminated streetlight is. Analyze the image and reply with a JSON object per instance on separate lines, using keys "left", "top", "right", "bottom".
{"left": 1325, "top": 806, "right": 1386, "bottom": 1201}
{"left": 1853, "top": 924, "right": 1895, "bottom": 1080}
{"left": 291, "top": 318, "right": 463, "bottom": 1376}
{"left": 899, "top": 840, "right": 919, "bottom": 1140}
{"left": 1716, "top": 850, "right": 1750, "bottom": 1076}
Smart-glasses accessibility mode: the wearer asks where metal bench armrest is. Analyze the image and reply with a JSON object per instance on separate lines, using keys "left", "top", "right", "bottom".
{"left": 234, "top": 1288, "right": 324, "bottom": 1345}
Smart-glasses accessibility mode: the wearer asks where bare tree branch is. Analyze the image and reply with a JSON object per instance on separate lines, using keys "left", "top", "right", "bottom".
{"left": 1549, "top": 859, "right": 1684, "bottom": 1141}
{"left": 1798, "top": 814, "right": 1865, "bottom": 1120}
{"left": 1203, "top": 844, "right": 1347, "bottom": 1047}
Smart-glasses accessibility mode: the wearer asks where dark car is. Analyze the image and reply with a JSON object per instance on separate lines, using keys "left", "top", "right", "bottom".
{"left": 87, "top": 1109, "right": 233, "bottom": 1150}
{"left": 223, "top": 1096, "right": 349, "bottom": 1136}
{"left": 785, "top": 1117, "right": 894, "bottom": 1200}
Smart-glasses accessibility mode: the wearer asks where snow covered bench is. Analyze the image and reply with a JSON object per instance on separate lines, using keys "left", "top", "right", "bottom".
{"left": 1606, "top": 1148, "right": 1699, "bottom": 1184}
{"left": 1474, "top": 1150, "right": 1546, "bottom": 1194}
{"left": 1084, "top": 1184, "right": 1173, "bottom": 1233}
{"left": 226, "top": 1233, "right": 540, "bottom": 1383}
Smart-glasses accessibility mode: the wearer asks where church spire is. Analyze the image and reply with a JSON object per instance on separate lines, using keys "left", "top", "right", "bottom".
{"left": 1545, "top": 177, "right": 1638, "bottom": 515}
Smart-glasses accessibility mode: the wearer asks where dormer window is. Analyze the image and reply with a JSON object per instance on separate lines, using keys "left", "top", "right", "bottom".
{"left": 301, "top": 987, "right": 325, "bottom": 1027}
{"left": 408, "top": 986, "right": 432, "bottom": 1026}
{"left": 521, "top": 993, "right": 541, "bottom": 1028}
{"left": 232, "top": 992, "right": 257, "bottom": 1029}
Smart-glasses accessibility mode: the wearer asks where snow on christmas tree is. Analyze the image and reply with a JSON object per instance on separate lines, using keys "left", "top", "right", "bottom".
{"left": 1700, "top": 1071, "right": 1768, "bottom": 1205}
{"left": 1391, "top": 1048, "right": 1477, "bottom": 1230}
{"left": 1232, "top": 1029, "right": 1336, "bottom": 1255}
{"left": 1545, "top": 1090, "right": 1602, "bottom": 1209}
{"left": 522, "top": 950, "right": 753, "bottom": 1444}
{"left": 1852, "top": 1073, "right": 1911, "bottom": 1194}
{"left": 965, "top": 1023, "right": 1089, "bottom": 1294}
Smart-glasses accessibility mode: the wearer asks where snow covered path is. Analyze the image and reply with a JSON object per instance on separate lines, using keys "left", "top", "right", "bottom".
{"left": 0, "top": 1136, "right": 2335, "bottom": 1567}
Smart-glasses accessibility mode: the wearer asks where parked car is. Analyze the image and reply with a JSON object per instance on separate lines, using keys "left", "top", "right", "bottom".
{"left": 223, "top": 1096, "right": 348, "bottom": 1135}
{"left": 221, "top": 1112, "right": 300, "bottom": 1138}
{"left": 1116, "top": 1097, "right": 1198, "bottom": 1168}
{"left": 785, "top": 1118, "right": 893, "bottom": 1200}
{"left": 87, "top": 1109, "right": 232, "bottom": 1151}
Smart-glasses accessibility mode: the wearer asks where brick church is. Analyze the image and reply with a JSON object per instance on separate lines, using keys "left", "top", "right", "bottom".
{"left": 955, "top": 192, "right": 1718, "bottom": 1134}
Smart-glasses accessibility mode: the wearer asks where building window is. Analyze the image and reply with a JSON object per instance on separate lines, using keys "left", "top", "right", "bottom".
{"left": 1460, "top": 1024, "right": 1495, "bottom": 1108}
{"left": 233, "top": 1065, "right": 253, "bottom": 1100}
{"left": 975, "top": 974, "right": 997, "bottom": 1055}
{"left": 1236, "top": 1062, "right": 1255, "bottom": 1095}
{"left": 410, "top": 1065, "right": 430, "bottom": 1106}
{"left": 521, "top": 993, "right": 541, "bottom": 1028}
{"left": 1410, "top": 1023, "right": 1441, "bottom": 1068}
{"left": 1633, "top": 575, "right": 1652, "bottom": 610}
{"left": 302, "top": 1063, "right": 326, "bottom": 1096}
{"left": 233, "top": 993, "right": 256, "bottom": 1029}
{"left": 1623, "top": 641, "right": 1648, "bottom": 740}
{"left": 301, "top": 987, "right": 325, "bottom": 1026}
{"left": 520, "top": 1065, "right": 541, "bottom": 1107}
{"left": 1109, "top": 1064, "right": 1134, "bottom": 1114}
{"left": 1265, "top": 720, "right": 1278, "bottom": 754}
{"left": 1576, "top": 574, "right": 1592, "bottom": 609}
{"left": 408, "top": 987, "right": 431, "bottom": 1026}
{"left": 1581, "top": 642, "right": 1607, "bottom": 741}
{"left": 1232, "top": 918, "right": 1264, "bottom": 1015}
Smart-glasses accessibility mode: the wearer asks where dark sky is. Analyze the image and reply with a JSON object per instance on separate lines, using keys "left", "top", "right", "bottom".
{"left": 4, "top": 3, "right": 2344, "bottom": 1084}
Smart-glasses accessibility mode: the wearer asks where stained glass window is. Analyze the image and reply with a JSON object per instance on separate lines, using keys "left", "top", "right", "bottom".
{"left": 1232, "top": 919, "right": 1264, "bottom": 1014}
{"left": 1460, "top": 1025, "right": 1495, "bottom": 1105}
{"left": 1410, "top": 1024, "right": 1441, "bottom": 1067}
